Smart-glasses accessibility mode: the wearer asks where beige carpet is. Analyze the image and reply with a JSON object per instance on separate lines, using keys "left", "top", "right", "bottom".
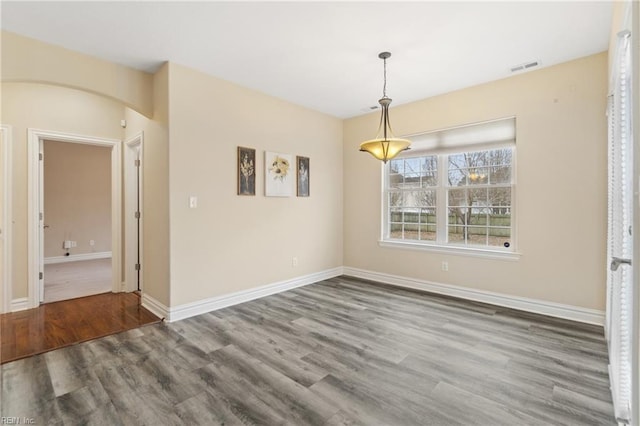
{"left": 44, "top": 258, "right": 112, "bottom": 303}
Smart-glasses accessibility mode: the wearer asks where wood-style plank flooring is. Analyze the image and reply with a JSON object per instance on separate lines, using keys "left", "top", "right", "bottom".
{"left": 1, "top": 276, "right": 615, "bottom": 425}
{"left": 1, "top": 292, "right": 160, "bottom": 364}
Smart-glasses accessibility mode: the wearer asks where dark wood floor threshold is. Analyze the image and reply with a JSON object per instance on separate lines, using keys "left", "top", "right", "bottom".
{"left": 1, "top": 291, "right": 161, "bottom": 364}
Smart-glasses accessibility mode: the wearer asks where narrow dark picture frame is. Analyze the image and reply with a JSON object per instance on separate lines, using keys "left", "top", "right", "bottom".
{"left": 237, "top": 146, "right": 256, "bottom": 196}
{"left": 296, "top": 156, "right": 310, "bottom": 197}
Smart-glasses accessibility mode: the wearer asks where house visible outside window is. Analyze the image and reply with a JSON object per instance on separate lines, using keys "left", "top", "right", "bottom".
{"left": 382, "top": 117, "right": 516, "bottom": 256}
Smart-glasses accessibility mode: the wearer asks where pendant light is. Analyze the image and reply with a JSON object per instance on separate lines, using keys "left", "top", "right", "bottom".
{"left": 359, "top": 52, "right": 411, "bottom": 163}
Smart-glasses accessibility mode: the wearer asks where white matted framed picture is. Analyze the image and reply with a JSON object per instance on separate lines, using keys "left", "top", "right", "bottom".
{"left": 265, "top": 151, "right": 294, "bottom": 197}
{"left": 296, "top": 156, "right": 309, "bottom": 197}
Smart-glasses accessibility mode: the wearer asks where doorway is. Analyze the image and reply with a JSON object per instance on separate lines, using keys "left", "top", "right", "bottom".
{"left": 27, "top": 129, "right": 122, "bottom": 308}
{"left": 42, "top": 140, "right": 113, "bottom": 303}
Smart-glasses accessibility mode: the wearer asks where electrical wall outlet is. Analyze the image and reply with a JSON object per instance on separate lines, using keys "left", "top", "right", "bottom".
{"left": 441, "top": 261, "right": 449, "bottom": 272}
{"left": 90, "top": 240, "right": 95, "bottom": 246}
{"left": 63, "top": 240, "right": 79, "bottom": 249}
{"left": 292, "top": 257, "right": 299, "bottom": 267}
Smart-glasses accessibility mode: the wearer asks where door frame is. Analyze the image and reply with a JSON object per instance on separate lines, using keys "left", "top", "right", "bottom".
{"left": 1, "top": 125, "right": 12, "bottom": 313}
{"left": 631, "top": 1, "right": 639, "bottom": 422}
{"left": 27, "top": 129, "right": 122, "bottom": 308}
{"left": 124, "top": 132, "right": 143, "bottom": 293}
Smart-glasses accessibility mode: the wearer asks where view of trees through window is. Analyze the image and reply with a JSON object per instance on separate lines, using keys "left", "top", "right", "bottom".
{"left": 387, "top": 147, "right": 513, "bottom": 249}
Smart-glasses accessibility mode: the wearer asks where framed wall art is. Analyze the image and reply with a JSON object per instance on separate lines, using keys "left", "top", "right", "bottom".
{"left": 237, "top": 146, "right": 256, "bottom": 196}
{"left": 296, "top": 156, "right": 310, "bottom": 197}
{"left": 265, "top": 151, "right": 293, "bottom": 197}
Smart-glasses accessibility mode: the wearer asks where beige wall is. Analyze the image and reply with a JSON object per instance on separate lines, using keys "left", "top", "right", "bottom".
{"left": 1, "top": 34, "right": 344, "bottom": 310}
{"left": 123, "top": 63, "right": 171, "bottom": 306}
{"left": 343, "top": 52, "right": 608, "bottom": 311}
{"left": 0, "top": 126, "right": 8, "bottom": 311}
{"left": 1, "top": 83, "right": 125, "bottom": 300}
{"left": 1, "top": 32, "right": 170, "bottom": 307}
{"left": 1, "top": 30, "right": 608, "bottom": 316}
{"left": 1, "top": 31, "right": 153, "bottom": 117}
{"left": 43, "top": 140, "right": 111, "bottom": 257}
{"left": 167, "top": 63, "right": 343, "bottom": 306}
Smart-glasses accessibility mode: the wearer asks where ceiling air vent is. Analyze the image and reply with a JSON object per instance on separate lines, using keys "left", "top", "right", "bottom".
{"left": 361, "top": 105, "right": 379, "bottom": 112}
{"left": 510, "top": 60, "right": 540, "bottom": 73}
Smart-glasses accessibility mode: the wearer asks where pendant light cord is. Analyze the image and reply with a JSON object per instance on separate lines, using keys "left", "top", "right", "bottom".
{"left": 382, "top": 57, "right": 387, "bottom": 98}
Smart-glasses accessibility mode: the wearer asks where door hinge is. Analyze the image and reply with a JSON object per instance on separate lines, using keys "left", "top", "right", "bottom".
{"left": 135, "top": 263, "right": 141, "bottom": 271}
{"left": 611, "top": 257, "right": 632, "bottom": 271}
{"left": 39, "top": 272, "right": 43, "bottom": 280}
{"left": 39, "top": 212, "right": 43, "bottom": 221}
{"left": 135, "top": 211, "right": 141, "bottom": 219}
{"left": 135, "top": 159, "right": 141, "bottom": 167}
{"left": 39, "top": 153, "right": 43, "bottom": 161}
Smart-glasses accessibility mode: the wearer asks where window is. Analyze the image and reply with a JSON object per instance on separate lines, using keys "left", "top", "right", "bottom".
{"left": 383, "top": 118, "right": 516, "bottom": 254}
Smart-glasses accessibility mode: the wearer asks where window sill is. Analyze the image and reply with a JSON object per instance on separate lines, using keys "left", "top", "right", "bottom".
{"left": 378, "top": 239, "right": 521, "bottom": 261}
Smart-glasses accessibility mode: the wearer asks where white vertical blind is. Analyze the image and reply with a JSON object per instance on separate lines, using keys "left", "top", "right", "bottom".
{"left": 607, "top": 29, "right": 633, "bottom": 424}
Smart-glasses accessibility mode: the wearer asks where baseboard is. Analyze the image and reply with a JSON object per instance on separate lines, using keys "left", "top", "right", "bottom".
{"left": 44, "top": 251, "right": 112, "bottom": 265}
{"left": 141, "top": 293, "right": 169, "bottom": 321}
{"left": 342, "top": 267, "right": 605, "bottom": 326}
{"left": 10, "top": 297, "right": 30, "bottom": 312}
{"left": 140, "top": 265, "right": 602, "bottom": 326}
{"left": 166, "top": 267, "right": 344, "bottom": 322}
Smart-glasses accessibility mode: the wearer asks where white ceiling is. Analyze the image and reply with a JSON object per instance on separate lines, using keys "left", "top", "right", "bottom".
{"left": 1, "top": 1, "right": 613, "bottom": 118}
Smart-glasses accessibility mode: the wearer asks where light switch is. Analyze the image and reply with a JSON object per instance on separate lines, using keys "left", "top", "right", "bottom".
{"left": 189, "top": 196, "right": 198, "bottom": 208}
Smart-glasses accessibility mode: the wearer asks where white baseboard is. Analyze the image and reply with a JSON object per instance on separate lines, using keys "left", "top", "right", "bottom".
{"left": 343, "top": 267, "right": 605, "bottom": 326}
{"left": 10, "top": 297, "right": 30, "bottom": 312}
{"left": 165, "top": 267, "right": 344, "bottom": 322}
{"left": 140, "top": 265, "right": 602, "bottom": 326}
{"left": 44, "top": 251, "right": 112, "bottom": 264}
{"left": 141, "top": 293, "right": 169, "bottom": 321}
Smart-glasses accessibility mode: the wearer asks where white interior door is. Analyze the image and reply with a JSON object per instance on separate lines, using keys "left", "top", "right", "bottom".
{"left": 125, "top": 132, "right": 143, "bottom": 293}
{"left": 606, "top": 29, "right": 634, "bottom": 423}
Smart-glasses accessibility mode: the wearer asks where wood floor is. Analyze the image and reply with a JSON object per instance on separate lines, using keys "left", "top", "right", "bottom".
{"left": 1, "top": 276, "right": 615, "bottom": 425}
{"left": 1, "top": 292, "right": 160, "bottom": 364}
{"left": 44, "top": 258, "right": 113, "bottom": 303}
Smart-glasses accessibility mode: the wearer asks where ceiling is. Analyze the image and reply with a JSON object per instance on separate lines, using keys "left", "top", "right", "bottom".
{"left": 1, "top": 1, "right": 613, "bottom": 118}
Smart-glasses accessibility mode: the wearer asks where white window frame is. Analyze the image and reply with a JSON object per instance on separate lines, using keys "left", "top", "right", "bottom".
{"left": 380, "top": 119, "right": 520, "bottom": 261}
